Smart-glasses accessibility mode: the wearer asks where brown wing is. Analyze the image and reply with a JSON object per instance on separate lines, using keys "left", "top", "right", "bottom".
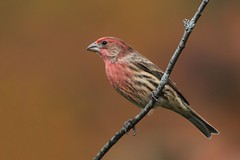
{"left": 133, "top": 55, "right": 189, "bottom": 105}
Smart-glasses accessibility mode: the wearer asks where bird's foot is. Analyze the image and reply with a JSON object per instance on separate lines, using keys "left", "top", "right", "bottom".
{"left": 123, "top": 119, "right": 136, "bottom": 136}
{"left": 151, "top": 91, "right": 159, "bottom": 102}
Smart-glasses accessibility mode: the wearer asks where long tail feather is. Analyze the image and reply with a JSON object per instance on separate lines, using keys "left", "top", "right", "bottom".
{"left": 187, "top": 110, "right": 219, "bottom": 139}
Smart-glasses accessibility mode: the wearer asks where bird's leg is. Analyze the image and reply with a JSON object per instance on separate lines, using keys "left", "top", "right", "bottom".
{"left": 123, "top": 119, "right": 136, "bottom": 136}
{"left": 151, "top": 91, "right": 159, "bottom": 102}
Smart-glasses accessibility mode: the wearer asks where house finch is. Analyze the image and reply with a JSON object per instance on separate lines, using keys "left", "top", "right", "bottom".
{"left": 86, "top": 37, "right": 219, "bottom": 139}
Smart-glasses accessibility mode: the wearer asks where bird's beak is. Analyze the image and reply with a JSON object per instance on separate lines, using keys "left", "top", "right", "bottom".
{"left": 86, "top": 42, "right": 100, "bottom": 52}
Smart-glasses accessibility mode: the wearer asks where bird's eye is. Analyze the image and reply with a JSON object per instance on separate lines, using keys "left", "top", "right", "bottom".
{"left": 101, "top": 41, "right": 108, "bottom": 45}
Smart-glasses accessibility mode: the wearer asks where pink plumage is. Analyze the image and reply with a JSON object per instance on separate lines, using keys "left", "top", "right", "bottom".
{"left": 87, "top": 37, "right": 219, "bottom": 139}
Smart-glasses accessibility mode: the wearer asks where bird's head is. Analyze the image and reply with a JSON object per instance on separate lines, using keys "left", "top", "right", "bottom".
{"left": 86, "top": 37, "right": 132, "bottom": 63}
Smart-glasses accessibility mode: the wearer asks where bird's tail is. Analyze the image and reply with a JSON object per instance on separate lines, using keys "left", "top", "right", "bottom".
{"left": 186, "top": 109, "right": 219, "bottom": 139}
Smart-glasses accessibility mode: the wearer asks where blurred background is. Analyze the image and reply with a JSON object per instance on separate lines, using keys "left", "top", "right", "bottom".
{"left": 0, "top": 0, "right": 240, "bottom": 160}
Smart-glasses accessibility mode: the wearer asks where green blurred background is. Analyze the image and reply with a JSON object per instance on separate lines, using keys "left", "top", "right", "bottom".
{"left": 0, "top": 0, "right": 240, "bottom": 159}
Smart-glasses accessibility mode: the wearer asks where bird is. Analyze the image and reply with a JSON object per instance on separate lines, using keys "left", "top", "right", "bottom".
{"left": 86, "top": 37, "right": 219, "bottom": 139}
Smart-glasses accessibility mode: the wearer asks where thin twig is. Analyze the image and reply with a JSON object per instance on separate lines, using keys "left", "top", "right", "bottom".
{"left": 93, "top": 0, "right": 210, "bottom": 159}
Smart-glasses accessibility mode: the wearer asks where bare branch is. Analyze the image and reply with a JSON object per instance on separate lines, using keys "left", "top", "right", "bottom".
{"left": 93, "top": 0, "right": 210, "bottom": 159}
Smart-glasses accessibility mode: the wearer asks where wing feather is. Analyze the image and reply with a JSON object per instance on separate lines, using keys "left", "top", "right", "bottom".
{"left": 132, "top": 54, "right": 189, "bottom": 105}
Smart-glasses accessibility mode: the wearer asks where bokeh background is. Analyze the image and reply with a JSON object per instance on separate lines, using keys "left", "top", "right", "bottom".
{"left": 1, "top": 0, "right": 240, "bottom": 160}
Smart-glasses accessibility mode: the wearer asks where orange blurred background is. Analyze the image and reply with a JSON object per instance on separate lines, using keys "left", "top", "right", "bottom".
{"left": 0, "top": 0, "right": 240, "bottom": 160}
